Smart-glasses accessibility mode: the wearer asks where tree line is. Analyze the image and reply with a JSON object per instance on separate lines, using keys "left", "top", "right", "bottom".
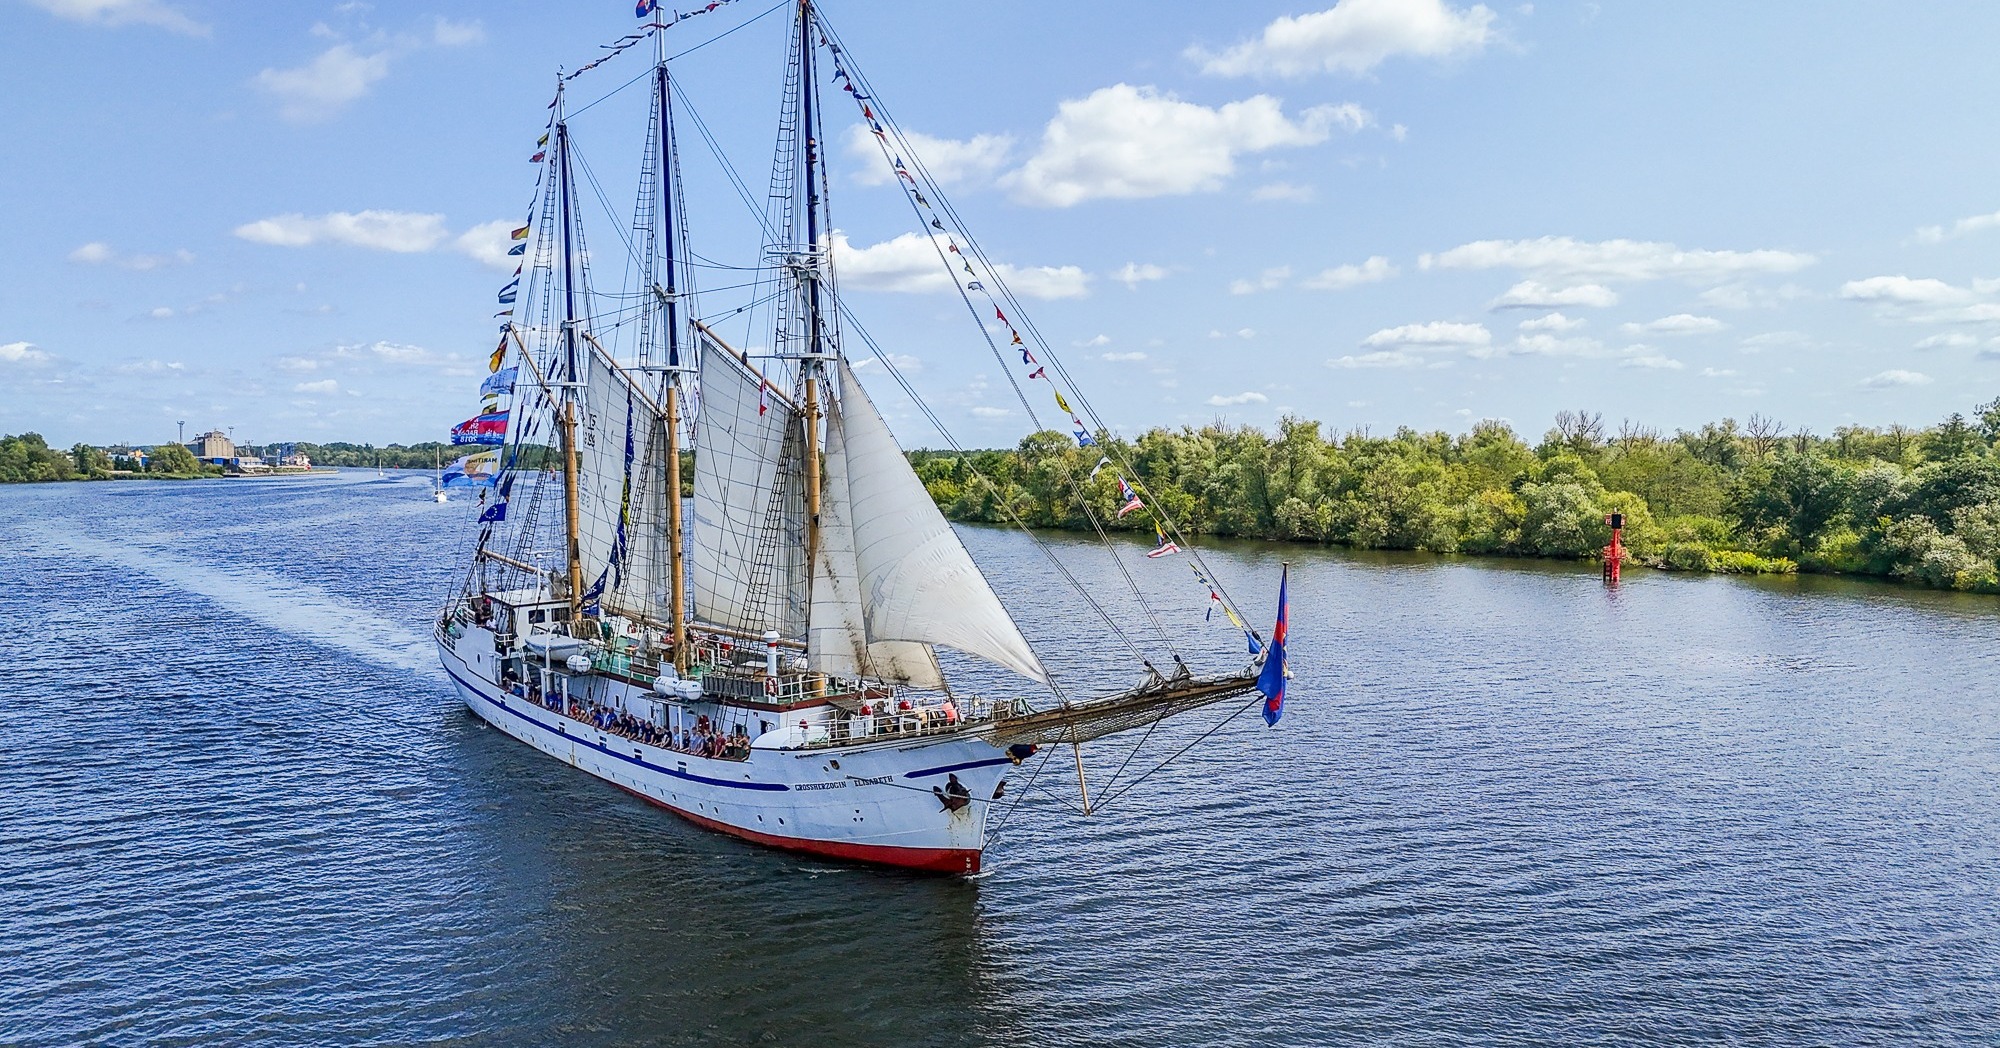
{"left": 909, "top": 398, "right": 2000, "bottom": 593}
{"left": 0, "top": 433, "right": 209, "bottom": 482}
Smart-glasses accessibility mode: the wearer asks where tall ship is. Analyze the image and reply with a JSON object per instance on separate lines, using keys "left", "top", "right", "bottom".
{"left": 435, "top": 0, "right": 1293, "bottom": 875}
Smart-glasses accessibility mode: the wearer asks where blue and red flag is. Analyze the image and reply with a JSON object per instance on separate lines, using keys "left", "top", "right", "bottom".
{"left": 635, "top": 0, "right": 658, "bottom": 18}
{"left": 451, "top": 410, "right": 509, "bottom": 446}
{"left": 1256, "top": 564, "right": 1290, "bottom": 725}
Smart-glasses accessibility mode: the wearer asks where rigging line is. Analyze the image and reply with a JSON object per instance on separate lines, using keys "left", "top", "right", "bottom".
{"left": 1093, "top": 694, "right": 1265, "bottom": 814}
{"left": 668, "top": 77, "right": 785, "bottom": 252}
{"left": 562, "top": 1, "right": 788, "bottom": 120}
{"left": 569, "top": 144, "right": 647, "bottom": 283}
{"left": 825, "top": 26, "right": 1180, "bottom": 666}
{"left": 816, "top": 22, "right": 1253, "bottom": 639}
{"left": 1095, "top": 705, "right": 1170, "bottom": 801}
{"left": 987, "top": 743, "right": 1063, "bottom": 840}
{"left": 836, "top": 302, "right": 1147, "bottom": 693}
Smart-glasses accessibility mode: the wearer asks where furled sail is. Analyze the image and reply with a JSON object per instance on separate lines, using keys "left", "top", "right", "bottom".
{"left": 835, "top": 359, "right": 1050, "bottom": 685}
{"left": 691, "top": 337, "right": 809, "bottom": 636}
{"left": 808, "top": 367, "right": 947, "bottom": 688}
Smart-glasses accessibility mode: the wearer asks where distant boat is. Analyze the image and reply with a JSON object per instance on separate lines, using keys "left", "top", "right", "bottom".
{"left": 431, "top": 451, "right": 448, "bottom": 502}
{"left": 434, "top": 0, "right": 1289, "bottom": 875}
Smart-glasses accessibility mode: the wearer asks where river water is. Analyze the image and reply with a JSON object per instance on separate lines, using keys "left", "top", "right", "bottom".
{"left": 2, "top": 472, "right": 1995, "bottom": 1046}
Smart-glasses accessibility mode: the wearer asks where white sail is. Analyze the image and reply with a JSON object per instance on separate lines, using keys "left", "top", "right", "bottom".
{"left": 836, "top": 359, "right": 1050, "bottom": 685}
{"left": 809, "top": 370, "right": 946, "bottom": 688}
{"left": 691, "top": 339, "right": 809, "bottom": 636}
{"left": 574, "top": 345, "right": 665, "bottom": 619}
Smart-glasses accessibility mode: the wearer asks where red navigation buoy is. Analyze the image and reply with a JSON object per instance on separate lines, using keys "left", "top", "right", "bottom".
{"left": 1603, "top": 512, "right": 1624, "bottom": 584}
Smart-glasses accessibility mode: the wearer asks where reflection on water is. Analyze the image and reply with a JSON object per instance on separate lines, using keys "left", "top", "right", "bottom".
{"left": 2, "top": 473, "right": 1996, "bottom": 1046}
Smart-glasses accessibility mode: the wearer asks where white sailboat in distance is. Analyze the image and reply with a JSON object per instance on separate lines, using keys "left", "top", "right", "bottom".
{"left": 435, "top": 0, "right": 1293, "bottom": 875}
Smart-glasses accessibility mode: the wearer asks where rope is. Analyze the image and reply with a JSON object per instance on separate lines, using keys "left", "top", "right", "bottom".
{"left": 1091, "top": 694, "right": 1265, "bottom": 813}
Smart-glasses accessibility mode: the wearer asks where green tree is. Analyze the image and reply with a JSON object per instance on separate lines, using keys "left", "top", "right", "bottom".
{"left": 1732, "top": 452, "right": 1853, "bottom": 553}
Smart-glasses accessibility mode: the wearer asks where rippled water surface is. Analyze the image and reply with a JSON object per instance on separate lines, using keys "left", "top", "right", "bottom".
{"left": 3, "top": 474, "right": 1997, "bottom": 1046}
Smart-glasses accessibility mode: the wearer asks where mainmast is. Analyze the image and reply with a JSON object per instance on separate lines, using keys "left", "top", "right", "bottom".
{"left": 654, "top": 39, "right": 690, "bottom": 673}
{"left": 555, "top": 87, "right": 585, "bottom": 625}
{"left": 796, "top": 0, "right": 824, "bottom": 593}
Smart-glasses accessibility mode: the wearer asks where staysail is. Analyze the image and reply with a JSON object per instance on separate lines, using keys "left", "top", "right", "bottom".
{"left": 834, "top": 359, "right": 1050, "bottom": 685}
{"left": 808, "top": 367, "right": 947, "bottom": 688}
{"left": 691, "top": 337, "right": 809, "bottom": 637}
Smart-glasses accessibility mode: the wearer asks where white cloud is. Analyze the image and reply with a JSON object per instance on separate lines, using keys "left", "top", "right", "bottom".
{"left": 1620, "top": 354, "right": 1684, "bottom": 370}
{"left": 1620, "top": 313, "right": 1725, "bottom": 336}
{"left": 431, "top": 17, "right": 485, "bottom": 47}
{"left": 1302, "top": 255, "right": 1396, "bottom": 290}
{"left": 1915, "top": 333, "right": 1979, "bottom": 350}
{"left": 25, "top": 0, "right": 207, "bottom": 35}
{"left": 254, "top": 45, "right": 394, "bottom": 122}
{"left": 1191, "top": 0, "right": 1496, "bottom": 78}
{"left": 969, "top": 406, "right": 1011, "bottom": 419}
{"left": 1250, "top": 182, "right": 1316, "bottom": 203}
{"left": 1425, "top": 236, "right": 1816, "bottom": 284}
{"left": 453, "top": 219, "right": 522, "bottom": 270}
{"left": 1741, "top": 331, "right": 1809, "bottom": 351}
{"left": 1328, "top": 350, "right": 1421, "bottom": 368}
{"left": 147, "top": 307, "right": 175, "bottom": 319}
{"left": 829, "top": 232, "right": 1088, "bottom": 299}
{"left": 235, "top": 210, "right": 450, "bottom": 253}
{"left": 1915, "top": 209, "right": 2000, "bottom": 244}
{"left": 1518, "top": 311, "right": 1582, "bottom": 332}
{"left": 1470, "top": 333, "right": 1605, "bottom": 360}
{"left": 1699, "top": 367, "right": 1736, "bottom": 378}
{"left": 68, "top": 241, "right": 194, "bottom": 270}
{"left": 1861, "top": 369, "right": 1932, "bottom": 389}
{"left": 1113, "top": 262, "right": 1169, "bottom": 289}
{"left": 1, "top": 341, "right": 52, "bottom": 364}
{"left": 1361, "top": 320, "right": 1490, "bottom": 348}
{"left": 846, "top": 126, "right": 1013, "bottom": 187}
{"left": 293, "top": 379, "right": 341, "bottom": 395}
{"left": 1229, "top": 266, "right": 1292, "bottom": 295}
{"left": 1487, "top": 280, "right": 1618, "bottom": 310}
{"left": 1698, "top": 281, "right": 1807, "bottom": 310}
{"left": 1004, "top": 84, "right": 1368, "bottom": 207}
{"left": 1838, "top": 275, "right": 1973, "bottom": 306}
{"left": 1207, "top": 391, "right": 1270, "bottom": 406}
{"left": 1101, "top": 351, "right": 1149, "bottom": 362}
{"left": 1076, "top": 334, "right": 1112, "bottom": 347}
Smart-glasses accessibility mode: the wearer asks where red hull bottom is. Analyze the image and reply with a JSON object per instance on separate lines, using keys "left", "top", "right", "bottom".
{"left": 614, "top": 784, "right": 982, "bottom": 876}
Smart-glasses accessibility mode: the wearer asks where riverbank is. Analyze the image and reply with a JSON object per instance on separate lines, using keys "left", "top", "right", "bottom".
{"left": 913, "top": 402, "right": 2000, "bottom": 596}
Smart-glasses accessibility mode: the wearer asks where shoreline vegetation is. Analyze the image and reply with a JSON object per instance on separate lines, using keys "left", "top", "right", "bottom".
{"left": 17, "top": 398, "right": 2000, "bottom": 594}
{"left": 912, "top": 400, "right": 2000, "bottom": 596}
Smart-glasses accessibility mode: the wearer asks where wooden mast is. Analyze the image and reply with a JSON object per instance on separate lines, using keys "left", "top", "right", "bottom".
{"left": 797, "top": 0, "right": 824, "bottom": 587}
{"left": 555, "top": 93, "right": 586, "bottom": 627}
{"left": 655, "top": 53, "right": 691, "bottom": 673}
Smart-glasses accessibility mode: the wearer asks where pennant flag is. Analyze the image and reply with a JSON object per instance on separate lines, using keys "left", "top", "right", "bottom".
{"left": 1021, "top": 347, "right": 1036, "bottom": 365}
{"left": 861, "top": 104, "right": 873, "bottom": 120}
{"left": 1053, "top": 389, "right": 1072, "bottom": 414}
{"left": 1010, "top": 332, "right": 1023, "bottom": 346}
{"left": 947, "top": 243, "right": 960, "bottom": 254}
{"left": 480, "top": 366, "right": 518, "bottom": 398}
{"left": 1073, "top": 418, "right": 1096, "bottom": 447}
{"left": 497, "top": 276, "right": 519, "bottom": 305}
{"left": 508, "top": 243, "right": 526, "bottom": 256}
{"left": 494, "top": 309, "right": 514, "bottom": 318}
{"left": 1257, "top": 566, "right": 1290, "bottom": 725}
{"left": 914, "top": 191, "right": 929, "bottom": 207}
{"left": 452, "top": 410, "right": 510, "bottom": 446}
{"left": 537, "top": 132, "right": 550, "bottom": 147}
{"left": 1116, "top": 476, "right": 1142, "bottom": 517}
{"left": 1206, "top": 587, "right": 1222, "bottom": 621}
{"left": 477, "top": 499, "right": 508, "bottom": 523}
{"left": 510, "top": 226, "right": 530, "bottom": 241}
{"left": 529, "top": 150, "right": 546, "bottom": 163}
{"left": 966, "top": 281, "right": 984, "bottom": 291}
{"left": 1089, "top": 455, "right": 1111, "bottom": 479}
{"left": 931, "top": 218, "right": 945, "bottom": 231}
{"left": 635, "top": 0, "right": 658, "bottom": 17}
{"left": 1147, "top": 525, "right": 1179, "bottom": 559}
{"left": 443, "top": 450, "right": 502, "bottom": 488}
{"left": 962, "top": 261, "right": 975, "bottom": 276}
{"left": 994, "top": 307, "right": 1007, "bottom": 323}
{"left": 1027, "top": 367, "right": 1046, "bottom": 381}
{"left": 758, "top": 378, "right": 770, "bottom": 416}
{"left": 489, "top": 339, "right": 507, "bottom": 373}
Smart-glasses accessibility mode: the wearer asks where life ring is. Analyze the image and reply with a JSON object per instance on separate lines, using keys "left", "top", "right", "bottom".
{"left": 765, "top": 675, "right": 778, "bottom": 696}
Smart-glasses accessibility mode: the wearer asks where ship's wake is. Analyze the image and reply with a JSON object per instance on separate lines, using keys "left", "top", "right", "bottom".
{"left": 19, "top": 524, "right": 436, "bottom": 674}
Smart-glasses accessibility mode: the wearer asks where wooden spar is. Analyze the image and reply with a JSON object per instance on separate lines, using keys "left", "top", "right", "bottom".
{"left": 690, "top": 319, "right": 800, "bottom": 412}
{"left": 477, "top": 548, "right": 549, "bottom": 577}
{"left": 560, "top": 398, "right": 584, "bottom": 625}
{"left": 666, "top": 383, "right": 688, "bottom": 673}
{"left": 1072, "top": 743, "right": 1093, "bottom": 816}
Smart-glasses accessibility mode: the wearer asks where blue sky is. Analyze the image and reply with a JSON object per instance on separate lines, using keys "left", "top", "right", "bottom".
{"left": 7, "top": 0, "right": 2000, "bottom": 450}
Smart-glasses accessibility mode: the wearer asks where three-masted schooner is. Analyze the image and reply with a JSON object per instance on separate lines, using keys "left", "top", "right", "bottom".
{"left": 435, "top": 0, "right": 1291, "bottom": 874}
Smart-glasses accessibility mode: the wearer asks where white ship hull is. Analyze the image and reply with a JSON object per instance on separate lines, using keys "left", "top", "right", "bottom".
{"left": 437, "top": 630, "right": 1011, "bottom": 874}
